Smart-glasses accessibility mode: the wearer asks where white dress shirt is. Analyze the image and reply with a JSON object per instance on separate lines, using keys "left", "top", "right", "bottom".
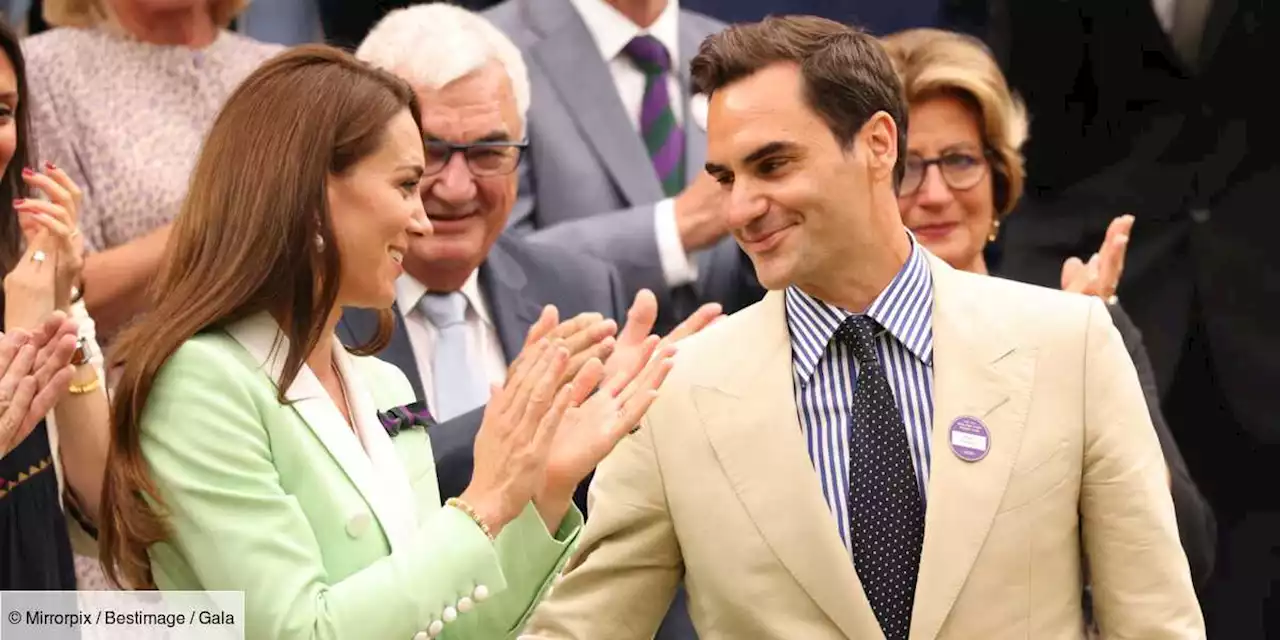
{"left": 395, "top": 272, "right": 508, "bottom": 415}
{"left": 568, "top": 0, "right": 699, "bottom": 288}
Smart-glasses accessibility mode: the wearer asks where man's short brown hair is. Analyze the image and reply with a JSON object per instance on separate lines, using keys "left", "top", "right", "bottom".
{"left": 690, "top": 15, "right": 908, "bottom": 183}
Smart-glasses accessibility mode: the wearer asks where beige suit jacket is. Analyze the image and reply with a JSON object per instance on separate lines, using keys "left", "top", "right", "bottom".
{"left": 523, "top": 254, "right": 1204, "bottom": 639}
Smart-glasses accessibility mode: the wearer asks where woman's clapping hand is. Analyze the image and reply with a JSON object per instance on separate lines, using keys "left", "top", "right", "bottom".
{"left": 459, "top": 295, "right": 689, "bottom": 536}
{"left": 0, "top": 313, "right": 78, "bottom": 456}
{"left": 533, "top": 335, "right": 675, "bottom": 524}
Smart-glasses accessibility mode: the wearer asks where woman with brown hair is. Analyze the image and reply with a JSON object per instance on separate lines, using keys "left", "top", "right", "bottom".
{"left": 98, "top": 44, "right": 672, "bottom": 639}
{"left": 881, "top": 25, "right": 1215, "bottom": 591}
{"left": 23, "top": 0, "right": 282, "bottom": 339}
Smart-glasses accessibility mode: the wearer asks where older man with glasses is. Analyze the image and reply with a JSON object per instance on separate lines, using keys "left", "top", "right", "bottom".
{"left": 341, "top": 3, "right": 720, "bottom": 519}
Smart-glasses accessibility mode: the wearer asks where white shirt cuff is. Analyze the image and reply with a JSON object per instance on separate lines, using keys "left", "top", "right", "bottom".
{"left": 654, "top": 198, "right": 699, "bottom": 287}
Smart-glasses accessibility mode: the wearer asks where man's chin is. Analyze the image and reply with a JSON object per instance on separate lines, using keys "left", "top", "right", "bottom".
{"left": 750, "top": 258, "right": 794, "bottom": 291}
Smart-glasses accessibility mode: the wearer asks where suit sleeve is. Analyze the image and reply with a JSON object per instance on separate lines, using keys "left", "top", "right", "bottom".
{"left": 606, "top": 262, "right": 631, "bottom": 322}
{"left": 141, "top": 339, "right": 581, "bottom": 640}
{"left": 506, "top": 150, "right": 670, "bottom": 299}
{"left": 521, "top": 412, "right": 683, "bottom": 639}
{"left": 1106, "top": 304, "right": 1216, "bottom": 588}
{"left": 1079, "top": 300, "right": 1205, "bottom": 637}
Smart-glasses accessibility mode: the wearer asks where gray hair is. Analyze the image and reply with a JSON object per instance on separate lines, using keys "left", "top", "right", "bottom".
{"left": 356, "top": 4, "right": 531, "bottom": 127}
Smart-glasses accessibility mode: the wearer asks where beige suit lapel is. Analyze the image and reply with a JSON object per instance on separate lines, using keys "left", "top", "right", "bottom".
{"left": 909, "top": 255, "right": 1036, "bottom": 640}
{"left": 226, "top": 313, "right": 412, "bottom": 555}
{"left": 693, "top": 292, "right": 885, "bottom": 639}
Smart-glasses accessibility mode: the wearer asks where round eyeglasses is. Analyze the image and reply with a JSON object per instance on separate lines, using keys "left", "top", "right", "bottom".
{"left": 899, "top": 151, "right": 990, "bottom": 196}
{"left": 425, "top": 140, "right": 528, "bottom": 177}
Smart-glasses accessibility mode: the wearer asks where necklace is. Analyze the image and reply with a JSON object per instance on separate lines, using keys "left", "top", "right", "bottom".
{"left": 331, "top": 359, "right": 355, "bottom": 430}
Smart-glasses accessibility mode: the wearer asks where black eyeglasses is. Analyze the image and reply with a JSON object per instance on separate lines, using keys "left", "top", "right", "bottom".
{"left": 899, "top": 150, "right": 989, "bottom": 196}
{"left": 424, "top": 140, "right": 528, "bottom": 177}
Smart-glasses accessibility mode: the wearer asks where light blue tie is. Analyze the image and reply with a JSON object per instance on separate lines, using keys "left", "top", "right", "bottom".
{"left": 418, "top": 292, "right": 489, "bottom": 421}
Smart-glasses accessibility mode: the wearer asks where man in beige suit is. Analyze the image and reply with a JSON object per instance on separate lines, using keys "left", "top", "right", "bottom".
{"left": 522, "top": 15, "right": 1205, "bottom": 640}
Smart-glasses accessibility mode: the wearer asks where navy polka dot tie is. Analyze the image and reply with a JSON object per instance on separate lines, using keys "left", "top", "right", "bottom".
{"left": 835, "top": 315, "right": 925, "bottom": 640}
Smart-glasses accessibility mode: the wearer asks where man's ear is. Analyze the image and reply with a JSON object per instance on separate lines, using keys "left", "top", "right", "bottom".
{"left": 859, "top": 110, "right": 900, "bottom": 183}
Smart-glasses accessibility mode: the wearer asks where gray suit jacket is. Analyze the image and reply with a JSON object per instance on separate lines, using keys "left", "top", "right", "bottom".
{"left": 338, "top": 234, "right": 628, "bottom": 512}
{"left": 484, "top": 0, "right": 763, "bottom": 333}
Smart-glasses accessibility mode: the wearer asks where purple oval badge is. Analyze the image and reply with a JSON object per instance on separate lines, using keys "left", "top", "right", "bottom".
{"left": 949, "top": 416, "right": 990, "bottom": 462}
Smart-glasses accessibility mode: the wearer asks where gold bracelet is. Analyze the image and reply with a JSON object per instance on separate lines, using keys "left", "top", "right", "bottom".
{"left": 68, "top": 377, "right": 100, "bottom": 395}
{"left": 446, "top": 497, "right": 494, "bottom": 541}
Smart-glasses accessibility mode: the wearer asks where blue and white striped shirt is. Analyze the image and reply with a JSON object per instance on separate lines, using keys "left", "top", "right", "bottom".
{"left": 785, "top": 240, "right": 935, "bottom": 555}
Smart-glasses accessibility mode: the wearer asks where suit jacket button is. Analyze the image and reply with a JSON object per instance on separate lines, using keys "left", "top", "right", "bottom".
{"left": 346, "top": 512, "right": 371, "bottom": 538}
{"left": 472, "top": 585, "right": 490, "bottom": 601}
{"left": 1190, "top": 207, "right": 1211, "bottom": 223}
{"left": 456, "top": 596, "right": 474, "bottom": 613}
{"left": 428, "top": 620, "right": 445, "bottom": 637}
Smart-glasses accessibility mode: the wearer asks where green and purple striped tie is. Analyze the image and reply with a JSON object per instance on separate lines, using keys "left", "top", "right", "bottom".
{"left": 624, "top": 35, "right": 686, "bottom": 197}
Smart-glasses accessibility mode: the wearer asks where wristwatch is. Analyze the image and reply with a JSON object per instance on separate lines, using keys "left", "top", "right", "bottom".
{"left": 71, "top": 336, "right": 96, "bottom": 367}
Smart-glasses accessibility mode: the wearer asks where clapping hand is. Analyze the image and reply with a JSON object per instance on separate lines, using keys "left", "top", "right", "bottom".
{"left": 462, "top": 293, "right": 722, "bottom": 535}
{"left": 529, "top": 290, "right": 720, "bottom": 525}
{"left": 0, "top": 312, "right": 78, "bottom": 456}
{"left": 511, "top": 306, "right": 618, "bottom": 388}
{"left": 1061, "top": 214, "right": 1133, "bottom": 302}
{"left": 533, "top": 335, "right": 677, "bottom": 525}
{"left": 16, "top": 163, "right": 85, "bottom": 311}
{"left": 461, "top": 336, "right": 599, "bottom": 537}
{"left": 604, "top": 289, "right": 721, "bottom": 381}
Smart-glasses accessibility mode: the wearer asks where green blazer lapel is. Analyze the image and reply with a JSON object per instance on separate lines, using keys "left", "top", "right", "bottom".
{"left": 225, "top": 313, "right": 413, "bottom": 555}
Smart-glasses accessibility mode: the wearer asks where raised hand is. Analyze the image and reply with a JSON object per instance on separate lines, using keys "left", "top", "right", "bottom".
{"left": 510, "top": 305, "right": 618, "bottom": 388}
{"left": 1061, "top": 214, "right": 1133, "bottom": 302}
{"left": 534, "top": 335, "right": 677, "bottom": 526}
{"left": 460, "top": 332, "right": 606, "bottom": 537}
{"left": 674, "top": 171, "right": 731, "bottom": 252}
{"left": 603, "top": 289, "right": 720, "bottom": 381}
{"left": 4, "top": 228, "right": 60, "bottom": 332}
{"left": 17, "top": 163, "right": 84, "bottom": 311}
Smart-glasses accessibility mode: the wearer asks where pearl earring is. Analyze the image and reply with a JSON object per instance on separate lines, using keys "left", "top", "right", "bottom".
{"left": 987, "top": 219, "right": 1001, "bottom": 242}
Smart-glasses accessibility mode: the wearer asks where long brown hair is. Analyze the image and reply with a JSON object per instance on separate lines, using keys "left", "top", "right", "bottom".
{"left": 0, "top": 20, "right": 34, "bottom": 320}
{"left": 99, "top": 44, "right": 418, "bottom": 589}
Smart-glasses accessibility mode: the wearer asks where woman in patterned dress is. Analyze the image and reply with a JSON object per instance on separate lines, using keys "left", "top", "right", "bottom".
{"left": 23, "top": 0, "right": 283, "bottom": 339}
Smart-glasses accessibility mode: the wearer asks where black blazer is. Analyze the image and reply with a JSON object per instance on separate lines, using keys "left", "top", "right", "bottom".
{"left": 339, "top": 233, "right": 629, "bottom": 513}
{"left": 947, "top": 0, "right": 1278, "bottom": 443}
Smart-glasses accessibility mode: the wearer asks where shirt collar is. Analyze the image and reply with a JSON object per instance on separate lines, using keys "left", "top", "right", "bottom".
{"left": 785, "top": 234, "right": 935, "bottom": 385}
{"left": 568, "top": 0, "right": 681, "bottom": 68}
{"left": 396, "top": 270, "right": 493, "bottom": 328}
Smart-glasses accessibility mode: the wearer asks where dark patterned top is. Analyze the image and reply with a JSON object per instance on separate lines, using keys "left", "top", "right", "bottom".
{"left": 0, "top": 421, "right": 75, "bottom": 590}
